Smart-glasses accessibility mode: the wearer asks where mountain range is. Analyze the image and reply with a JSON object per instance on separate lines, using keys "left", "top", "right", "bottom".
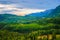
{"left": 26, "top": 5, "right": 60, "bottom": 18}
{"left": 0, "top": 5, "right": 60, "bottom": 23}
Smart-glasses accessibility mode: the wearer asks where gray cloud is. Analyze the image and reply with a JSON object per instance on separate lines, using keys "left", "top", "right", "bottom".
{"left": 0, "top": 4, "right": 45, "bottom": 16}
{"left": 0, "top": 0, "right": 60, "bottom": 9}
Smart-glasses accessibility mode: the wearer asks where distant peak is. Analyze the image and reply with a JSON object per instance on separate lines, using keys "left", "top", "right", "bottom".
{"left": 56, "top": 5, "right": 60, "bottom": 9}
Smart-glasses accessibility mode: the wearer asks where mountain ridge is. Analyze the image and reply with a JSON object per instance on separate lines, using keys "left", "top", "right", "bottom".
{"left": 0, "top": 5, "right": 60, "bottom": 23}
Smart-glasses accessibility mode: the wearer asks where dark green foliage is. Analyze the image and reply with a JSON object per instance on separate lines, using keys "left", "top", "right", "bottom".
{"left": 0, "top": 5, "right": 60, "bottom": 40}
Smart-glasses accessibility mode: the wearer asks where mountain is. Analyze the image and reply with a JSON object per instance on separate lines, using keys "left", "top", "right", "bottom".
{"left": 0, "top": 14, "right": 22, "bottom": 23}
{"left": 26, "top": 9, "right": 53, "bottom": 18}
{"left": 0, "top": 5, "right": 60, "bottom": 23}
{"left": 50, "top": 5, "right": 60, "bottom": 17}
{"left": 26, "top": 5, "right": 60, "bottom": 18}
{"left": 0, "top": 14, "right": 39, "bottom": 23}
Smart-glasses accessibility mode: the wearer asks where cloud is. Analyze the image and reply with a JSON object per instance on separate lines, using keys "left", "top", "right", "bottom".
{"left": 0, "top": 0, "right": 60, "bottom": 9}
{"left": 0, "top": 4, "right": 45, "bottom": 16}
{"left": 10, "top": 9, "right": 45, "bottom": 16}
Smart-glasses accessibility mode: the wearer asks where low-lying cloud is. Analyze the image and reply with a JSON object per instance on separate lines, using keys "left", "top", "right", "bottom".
{"left": 0, "top": 4, "right": 45, "bottom": 16}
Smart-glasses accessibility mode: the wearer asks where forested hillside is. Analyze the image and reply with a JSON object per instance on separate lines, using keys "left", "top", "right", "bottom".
{"left": 0, "top": 5, "right": 60, "bottom": 40}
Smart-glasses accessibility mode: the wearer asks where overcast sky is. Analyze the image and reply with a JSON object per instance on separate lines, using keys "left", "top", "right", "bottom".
{"left": 0, "top": 0, "right": 60, "bottom": 16}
